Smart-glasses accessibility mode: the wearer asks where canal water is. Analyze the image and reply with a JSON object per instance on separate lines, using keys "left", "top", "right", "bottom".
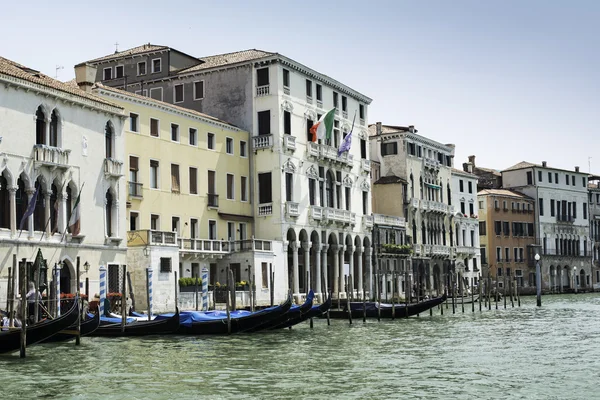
{"left": 2, "top": 293, "right": 599, "bottom": 400}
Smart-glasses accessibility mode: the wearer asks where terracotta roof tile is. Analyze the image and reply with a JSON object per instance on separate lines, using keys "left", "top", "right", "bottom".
{"left": 0, "top": 56, "right": 122, "bottom": 109}
{"left": 179, "top": 49, "right": 275, "bottom": 73}
{"left": 374, "top": 175, "right": 407, "bottom": 185}
{"left": 477, "top": 188, "right": 533, "bottom": 200}
{"left": 82, "top": 44, "right": 168, "bottom": 64}
{"left": 502, "top": 161, "right": 539, "bottom": 172}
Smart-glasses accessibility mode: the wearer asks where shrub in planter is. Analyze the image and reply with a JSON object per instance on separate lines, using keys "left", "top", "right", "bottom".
{"left": 382, "top": 244, "right": 413, "bottom": 255}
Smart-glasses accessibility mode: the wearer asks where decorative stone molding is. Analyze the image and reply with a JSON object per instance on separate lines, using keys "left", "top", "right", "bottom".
{"left": 282, "top": 158, "right": 296, "bottom": 173}
{"left": 343, "top": 175, "right": 353, "bottom": 188}
{"left": 281, "top": 100, "right": 294, "bottom": 112}
{"left": 304, "top": 109, "right": 317, "bottom": 121}
{"left": 360, "top": 179, "right": 370, "bottom": 192}
{"left": 306, "top": 165, "right": 318, "bottom": 179}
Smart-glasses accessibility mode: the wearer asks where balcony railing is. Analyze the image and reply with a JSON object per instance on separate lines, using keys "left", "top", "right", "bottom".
{"left": 342, "top": 110, "right": 348, "bottom": 119}
{"left": 456, "top": 246, "right": 477, "bottom": 255}
{"left": 33, "top": 144, "right": 70, "bottom": 168}
{"left": 256, "top": 85, "right": 270, "bottom": 96}
{"left": 258, "top": 203, "right": 273, "bottom": 216}
{"left": 556, "top": 215, "right": 575, "bottom": 223}
{"left": 311, "top": 206, "right": 323, "bottom": 221}
{"left": 283, "top": 135, "right": 296, "bottom": 151}
{"left": 286, "top": 201, "right": 300, "bottom": 217}
{"left": 411, "top": 198, "right": 420, "bottom": 209}
{"left": 373, "top": 214, "right": 405, "bottom": 228}
{"left": 361, "top": 159, "right": 371, "bottom": 173}
{"left": 363, "top": 215, "right": 374, "bottom": 228}
{"left": 424, "top": 158, "right": 441, "bottom": 170}
{"left": 425, "top": 245, "right": 450, "bottom": 257}
{"left": 306, "top": 142, "right": 354, "bottom": 166}
{"left": 150, "top": 230, "right": 177, "bottom": 245}
{"left": 128, "top": 181, "right": 143, "bottom": 198}
{"left": 283, "top": 86, "right": 290, "bottom": 95}
{"left": 207, "top": 193, "right": 219, "bottom": 208}
{"left": 323, "top": 207, "right": 355, "bottom": 225}
{"left": 252, "top": 134, "right": 273, "bottom": 150}
{"left": 421, "top": 200, "right": 448, "bottom": 214}
{"left": 104, "top": 157, "right": 123, "bottom": 177}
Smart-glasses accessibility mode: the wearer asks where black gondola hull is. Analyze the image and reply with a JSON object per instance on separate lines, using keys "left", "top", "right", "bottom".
{"left": 270, "top": 294, "right": 332, "bottom": 330}
{"left": 327, "top": 295, "right": 447, "bottom": 319}
{"left": 89, "top": 308, "right": 180, "bottom": 337}
{"left": 41, "top": 312, "right": 100, "bottom": 343}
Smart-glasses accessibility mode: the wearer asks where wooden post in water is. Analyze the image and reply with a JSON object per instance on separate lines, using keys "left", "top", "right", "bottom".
{"left": 377, "top": 270, "right": 382, "bottom": 322}
{"left": 307, "top": 270, "right": 313, "bottom": 328}
{"left": 126, "top": 271, "right": 135, "bottom": 312}
{"left": 471, "top": 278, "right": 475, "bottom": 313}
{"left": 174, "top": 270, "right": 178, "bottom": 313}
{"left": 503, "top": 274, "right": 507, "bottom": 309}
{"left": 510, "top": 274, "right": 515, "bottom": 308}
{"left": 451, "top": 273, "right": 456, "bottom": 314}
{"left": 34, "top": 263, "right": 40, "bottom": 324}
{"left": 488, "top": 274, "right": 492, "bottom": 311}
{"left": 517, "top": 275, "right": 521, "bottom": 307}
{"left": 9, "top": 256, "right": 16, "bottom": 328}
{"left": 146, "top": 268, "right": 152, "bottom": 321}
{"left": 225, "top": 267, "right": 231, "bottom": 334}
{"left": 460, "top": 273, "right": 465, "bottom": 314}
{"left": 5, "top": 266, "right": 11, "bottom": 312}
{"left": 444, "top": 274, "right": 449, "bottom": 310}
{"left": 362, "top": 281, "right": 367, "bottom": 323}
{"left": 391, "top": 270, "right": 396, "bottom": 320}
{"left": 75, "top": 257, "right": 81, "bottom": 346}
{"left": 249, "top": 267, "right": 254, "bottom": 312}
{"left": 230, "top": 269, "right": 236, "bottom": 311}
{"left": 478, "top": 274, "right": 482, "bottom": 312}
{"left": 121, "top": 266, "right": 127, "bottom": 333}
{"left": 270, "top": 265, "right": 274, "bottom": 307}
{"left": 405, "top": 270, "right": 410, "bottom": 318}
{"left": 345, "top": 275, "right": 352, "bottom": 325}
{"left": 19, "top": 259, "right": 27, "bottom": 358}
{"left": 495, "top": 277, "right": 499, "bottom": 309}
{"left": 322, "top": 267, "right": 330, "bottom": 326}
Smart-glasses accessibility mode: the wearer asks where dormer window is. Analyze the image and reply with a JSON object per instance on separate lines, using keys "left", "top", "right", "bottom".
{"left": 103, "top": 67, "right": 112, "bottom": 80}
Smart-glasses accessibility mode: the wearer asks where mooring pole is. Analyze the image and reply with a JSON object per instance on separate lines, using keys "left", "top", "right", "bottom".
{"left": 146, "top": 267, "right": 152, "bottom": 321}
{"left": 19, "top": 259, "right": 27, "bottom": 358}
{"left": 76, "top": 256, "right": 81, "bottom": 345}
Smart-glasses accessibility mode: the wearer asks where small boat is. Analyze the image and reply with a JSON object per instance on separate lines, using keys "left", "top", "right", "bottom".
{"left": 89, "top": 308, "right": 180, "bottom": 337}
{"left": 270, "top": 293, "right": 332, "bottom": 330}
{"left": 328, "top": 294, "right": 447, "bottom": 319}
{"left": 41, "top": 312, "right": 100, "bottom": 343}
{"left": 246, "top": 290, "right": 314, "bottom": 332}
{"left": 0, "top": 299, "right": 79, "bottom": 354}
{"left": 172, "top": 295, "right": 292, "bottom": 335}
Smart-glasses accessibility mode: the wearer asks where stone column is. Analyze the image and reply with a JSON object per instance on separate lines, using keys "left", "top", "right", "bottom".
{"left": 292, "top": 241, "right": 300, "bottom": 303}
{"left": 302, "top": 242, "right": 311, "bottom": 293}
{"left": 332, "top": 244, "right": 339, "bottom": 296}
{"left": 283, "top": 242, "right": 289, "bottom": 295}
{"left": 320, "top": 244, "right": 328, "bottom": 301}
{"left": 113, "top": 199, "right": 120, "bottom": 238}
{"left": 347, "top": 244, "right": 354, "bottom": 297}
{"left": 58, "top": 190, "right": 67, "bottom": 234}
{"left": 44, "top": 190, "right": 52, "bottom": 238}
{"left": 26, "top": 188, "right": 35, "bottom": 238}
{"left": 9, "top": 186, "right": 17, "bottom": 236}
{"left": 338, "top": 245, "right": 345, "bottom": 298}
{"left": 313, "top": 243, "right": 321, "bottom": 301}
{"left": 356, "top": 246, "right": 363, "bottom": 299}
{"left": 45, "top": 116, "right": 51, "bottom": 146}
{"left": 366, "top": 247, "right": 373, "bottom": 300}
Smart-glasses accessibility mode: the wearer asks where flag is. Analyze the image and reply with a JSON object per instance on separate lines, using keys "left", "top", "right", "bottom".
{"left": 18, "top": 186, "right": 39, "bottom": 232}
{"left": 309, "top": 108, "right": 336, "bottom": 142}
{"left": 68, "top": 187, "right": 83, "bottom": 236}
{"left": 338, "top": 114, "right": 356, "bottom": 156}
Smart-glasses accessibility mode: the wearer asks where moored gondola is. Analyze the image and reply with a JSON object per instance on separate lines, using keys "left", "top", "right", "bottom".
{"left": 41, "top": 311, "right": 100, "bottom": 343}
{"left": 246, "top": 290, "right": 314, "bottom": 332}
{"left": 327, "top": 294, "right": 447, "bottom": 319}
{"left": 0, "top": 299, "right": 79, "bottom": 354}
{"left": 89, "top": 308, "right": 180, "bottom": 337}
{"left": 270, "top": 293, "right": 332, "bottom": 330}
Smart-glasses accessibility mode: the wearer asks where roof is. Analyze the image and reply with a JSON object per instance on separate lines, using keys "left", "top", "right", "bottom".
{"left": 81, "top": 44, "right": 169, "bottom": 65}
{"left": 368, "top": 124, "right": 413, "bottom": 136}
{"left": 477, "top": 189, "right": 534, "bottom": 200}
{"left": 179, "top": 49, "right": 275, "bottom": 73}
{"left": 502, "top": 161, "right": 539, "bottom": 172}
{"left": 452, "top": 168, "right": 478, "bottom": 178}
{"left": 374, "top": 175, "right": 407, "bottom": 185}
{"left": 94, "top": 83, "right": 240, "bottom": 130}
{"left": 0, "top": 56, "right": 122, "bottom": 109}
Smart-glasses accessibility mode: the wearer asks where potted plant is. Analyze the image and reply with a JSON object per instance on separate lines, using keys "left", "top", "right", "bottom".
{"left": 382, "top": 244, "right": 413, "bottom": 255}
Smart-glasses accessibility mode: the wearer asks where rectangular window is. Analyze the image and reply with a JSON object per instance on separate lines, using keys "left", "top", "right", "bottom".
{"left": 362, "top": 191, "right": 368, "bottom": 215}
{"left": 114, "top": 65, "right": 124, "bottom": 78}
{"left": 282, "top": 69, "right": 290, "bottom": 88}
{"left": 572, "top": 175, "right": 575, "bottom": 186}
{"left": 360, "top": 139, "right": 367, "bottom": 159}
{"left": 160, "top": 258, "right": 172, "bottom": 273}
{"left": 262, "top": 262, "right": 269, "bottom": 289}
{"left": 306, "top": 118, "right": 314, "bottom": 142}
{"left": 573, "top": 201, "right": 577, "bottom": 218}
{"left": 207, "top": 170, "right": 216, "bottom": 194}
{"left": 514, "top": 247, "right": 518, "bottom": 262}
{"left": 539, "top": 198, "right": 544, "bottom": 216}
{"left": 227, "top": 222, "right": 235, "bottom": 241}
{"left": 306, "top": 79, "right": 312, "bottom": 97}
{"left": 258, "top": 110, "right": 271, "bottom": 135}
{"left": 538, "top": 171, "right": 542, "bottom": 182}
{"left": 152, "top": 58, "right": 161, "bottom": 73}
{"left": 469, "top": 203, "right": 474, "bottom": 216}
{"left": 527, "top": 223, "right": 534, "bottom": 237}
{"left": 189, "top": 128, "right": 197, "bottom": 146}
{"left": 134, "top": 89, "right": 148, "bottom": 97}
{"left": 584, "top": 203, "right": 587, "bottom": 219}
{"left": 548, "top": 172, "right": 552, "bottom": 183}
{"left": 550, "top": 199, "right": 555, "bottom": 216}
{"left": 479, "top": 201, "right": 484, "bottom": 209}
{"left": 496, "top": 247, "right": 502, "bottom": 261}
{"left": 174, "top": 84, "right": 184, "bottom": 103}
{"left": 583, "top": 177, "right": 587, "bottom": 187}
{"left": 519, "top": 248, "right": 524, "bottom": 262}
{"left": 359, "top": 104, "right": 365, "bottom": 119}
{"left": 171, "top": 164, "right": 180, "bottom": 193}
{"left": 129, "top": 211, "right": 139, "bottom": 231}
{"left": 150, "top": 87, "right": 163, "bottom": 101}
{"left": 479, "top": 221, "right": 486, "bottom": 234}
{"left": 494, "top": 221, "right": 501, "bottom": 235}
{"left": 555, "top": 173, "right": 558, "bottom": 183}
{"left": 150, "top": 160, "right": 159, "bottom": 189}
{"left": 226, "top": 137, "right": 233, "bottom": 154}
{"left": 284, "top": 111, "right": 291, "bottom": 135}
{"left": 345, "top": 187, "right": 351, "bottom": 211}
{"left": 193, "top": 81, "right": 204, "bottom": 100}
{"left": 481, "top": 247, "right": 487, "bottom": 264}
{"left": 238, "top": 223, "right": 247, "bottom": 240}
{"left": 171, "top": 123, "right": 179, "bottom": 142}
{"left": 316, "top": 84, "right": 322, "bottom": 101}
{"left": 227, "top": 174, "right": 234, "bottom": 200}
{"left": 138, "top": 62, "right": 146, "bottom": 76}
{"left": 258, "top": 172, "right": 272, "bottom": 203}
{"left": 503, "top": 221, "right": 510, "bottom": 236}
{"left": 285, "top": 173, "right": 293, "bottom": 202}
{"left": 240, "top": 141, "right": 247, "bottom": 157}
{"left": 256, "top": 68, "right": 269, "bottom": 86}
{"left": 150, "top": 118, "right": 160, "bottom": 137}
{"left": 189, "top": 167, "right": 197, "bottom": 195}
{"left": 381, "top": 142, "right": 398, "bottom": 156}
{"left": 309, "top": 178, "right": 316, "bottom": 206}
{"left": 129, "top": 113, "right": 139, "bottom": 132}
{"left": 172, "top": 216, "right": 180, "bottom": 234}
{"left": 207, "top": 133, "right": 215, "bottom": 150}
{"left": 150, "top": 214, "right": 159, "bottom": 230}
{"left": 505, "top": 247, "right": 510, "bottom": 261}
{"left": 468, "top": 181, "right": 473, "bottom": 193}
{"left": 208, "top": 220, "right": 217, "bottom": 240}
{"left": 342, "top": 96, "right": 347, "bottom": 111}
{"left": 526, "top": 171, "right": 533, "bottom": 185}
{"left": 103, "top": 67, "right": 112, "bottom": 80}
{"left": 459, "top": 180, "right": 464, "bottom": 192}
{"left": 333, "top": 92, "right": 339, "bottom": 108}
{"left": 566, "top": 175, "right": 570, "bottom": 185}
{"left": 241, "top": 176, "right": 248, "bottom": 202}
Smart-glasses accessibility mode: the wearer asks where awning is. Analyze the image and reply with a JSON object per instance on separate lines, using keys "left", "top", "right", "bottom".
{"left": 425, "top": 183, "right": 441, "bottom": 189}
{"left": 217, "top": 212, "right": 254, "bottom": 222}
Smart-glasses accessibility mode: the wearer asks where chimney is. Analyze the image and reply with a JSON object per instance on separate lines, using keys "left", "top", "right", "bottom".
{"left": 468, "top": 155, "right": 476, "bottom": 166}
{"left": 408, "top": 125, "right": 415, "bottom": 133}
{"left": 376, "top": 122, "right": 382, "bottom": 136}
{"left": 74, "top": 63, "right": 98, "bottom": 93}
{"left": 575, "top": 166, "right": 580, "bottom": 172}
{"left": 542, "top": 161, "right": 547, "bottom": 167}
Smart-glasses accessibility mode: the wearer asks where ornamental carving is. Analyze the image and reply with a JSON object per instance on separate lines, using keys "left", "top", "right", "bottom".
{"left": 306, "top": 165, "right": 318, "bottom": 178}
{"left": 304, "top": 110, "right": 317, "bottom": 121}
{"left": 360, "top": 179, "right": 370, "bottom": 191}
{"left": 358, "top": 130, "right": 367, "bottom": 140}
{"left": 282, "top": 158, "right": 296, "bottom": 173}
{"left": 343, "top": 175, "right": 353, "bottom": 188}
{"left": 281, "top": 100, "right": 294, "bottom": 112}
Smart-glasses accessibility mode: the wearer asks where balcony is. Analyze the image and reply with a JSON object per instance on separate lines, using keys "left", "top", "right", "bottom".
{"left": 286, "top": 201, "right": 300, "bottom": 217}
{"left": 179, "top": 238, "right": 231, "bottom": 255}
{"left": 363, "top": 215, "right": 374, "bottom": 228}
{"left": 150, "top": 230, "right": 177, "bottom": 245}
{"left": 177, "top": 238, "right": 274, "bottom": 258}
{"left": 456, "top": 246, "right": 477, "bottom": 255}
{"left": 342, "top": 110, "right": 348, "bottom": 119}
{"left": 334, "top": 108, "right": 339, "bottom": 116}
{"left": 373, "top": 214, "right": 405, "bottom": 228}
{"left": 322, "top": 207, "right": 355, "bottom": 225}
{"left": 311, "top": 206, "right": 323, "bottom": 221}
{"left": 307, "top": 142, "right": 320, "bottom": 157}
{"left": 256, "top": 85, "right": 270, "bottom": 97}
{"left": 361, "top": 159, "right": 371, "bottom": 173}
{"left": 104, "top": 158, "right": 123, "bottom": 178}
{"left": 421, "top": 200, "right": 448, "bottom": 214}
{"left": 252, "top": 134, "right": 273, "bottom": 151}
{"left": 283, "top": 86, "right": 290, "bottom": 95}
{"left": 556, "top": 215, "right": 575, "bottom": 223}
{"left": 207, "top": 193, "right": 219, "bottom": 208}
{"left": 33, "top": 144, "right": 70, "bottom": 169}
{"left": 258, "top": 203, "right": 273, "bottom": 216}
{"left": 424, "top": 158, "right": 441, "bottom": 170}
{"left": 283, "top": 135, "right": 296, "bottom": 151}
{"left": 306, "top": 143, "right": 354, "bottom": 166}
{"left": 425, "top": 244, "right": 450, "bottom": 257}
{"left": 411, "top": 198, "right": 420, "bottom": 209}
{"left": 128, "top": 181, "right": 143, "bottom": 198}
{"left": 127, "top": 230, "right": 177, "bottom": 247}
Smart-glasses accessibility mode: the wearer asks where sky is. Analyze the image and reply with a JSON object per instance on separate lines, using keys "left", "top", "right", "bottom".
{"left": 1, "top": 0, "right": 598, "bottom": 173}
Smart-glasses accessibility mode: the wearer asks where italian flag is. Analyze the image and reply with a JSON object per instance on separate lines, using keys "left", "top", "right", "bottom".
{"left": 68, "top": 188, "right": 82, "bottom": 236}
{"left": 309, "top": 108, "right": 336, "bottom": 142}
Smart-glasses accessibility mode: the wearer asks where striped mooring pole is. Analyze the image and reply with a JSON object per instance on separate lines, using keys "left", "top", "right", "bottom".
{"left": 201, "top": 267, "right": 209, "bottom": 311}
{"left": 146, "top": 267, "right": 153, "bottom": 319}
{"left": 99, "top": 265, "right": 107, "bottom": 316}
{"left": 55, "top": 263, "right": 61, "bottom": 317}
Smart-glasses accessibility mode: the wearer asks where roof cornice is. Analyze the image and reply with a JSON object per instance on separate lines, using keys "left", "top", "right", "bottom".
{"left": 0, "top": 73, "right": 124, "bottom": 116}
{"left": 82, "top": 49, "right": 169, "bottom": 67}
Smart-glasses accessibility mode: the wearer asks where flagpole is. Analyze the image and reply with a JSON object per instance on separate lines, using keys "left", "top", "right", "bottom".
{"left": 62, "top": 182, "right": 85, "bottom": 243}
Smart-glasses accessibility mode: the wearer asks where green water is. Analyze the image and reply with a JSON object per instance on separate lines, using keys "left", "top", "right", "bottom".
{"left": 2, "top": 294, "right": 599, "bottom": 400}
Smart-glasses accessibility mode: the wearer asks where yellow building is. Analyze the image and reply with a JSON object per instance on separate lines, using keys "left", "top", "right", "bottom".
{"left": 93, "top": 84, "right": 275, "bottom": 310}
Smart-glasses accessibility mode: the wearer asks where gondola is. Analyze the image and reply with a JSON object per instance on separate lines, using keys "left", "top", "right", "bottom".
{"left": 270, "top": 293, "right": 332, "bottom": 330}
{"left": 0, "top": 299, "right": 79, "bottom": 354}
{"left": 40, "top": 312, "right": 100, "bottom": 343}
{"left": 246, "top": 291, "right": 314, "bottom": 332}
{"left": 327, "top": 294, "right": 447, "bottom": 319}
{"left": 89, "top": 308, "right": 180, "bottom": 337}
{"left": 172, "top": 295, "right": 292, "bottom": 335}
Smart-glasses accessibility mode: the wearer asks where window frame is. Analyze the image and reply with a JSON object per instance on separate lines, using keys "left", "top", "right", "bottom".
{"left": 115, "top": 65, "right": 124, "bottom": 79}
{"left": 151, "top": 58, "right": 162, "bottom": 74}
{"left": 171, "top": 123, "right": 180, "bottom": 142}
{"left": 103, "top": 67, "right": 112, "bottom": 81}
{"left": 189, "top": 127, "right": 197, "bottom": 146}
{"left": 226, "top": 173, "right": 235, "bottom": 200}
{"left": 149, "top": 87, "right": 163, "bottom": 101}
{"left": 173, "top": 83, "right": 184, "bottom": 104}
{"left": 193, "top": 80, "right": 204, "bottom": 100}
{"left": 129, "top": 113, "right": 139, "bottom": 133}
{"left": 207, "top": 132, "right": 215, "bottom": 150}
{"left": 149, "top": 159, "right": 160, "bottom": 189}
{"left": 240, "top": 176, "right": 248, "bottom": 202}
{"left": 226, "top": 137, "right": 234, "bottom": 155}
{"left": 137, "top": 61, "right": 147, "bottom": 76}
{"left": 189, "top": 167, "right": 198, "bottom": 195}
{"left": 240, "top": 140, "right": 247, "bottom": 157}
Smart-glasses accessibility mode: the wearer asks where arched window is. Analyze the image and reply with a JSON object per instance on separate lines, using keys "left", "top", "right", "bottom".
{"left": 15, "top": 177, "right": 27, "bottom": 227}
{"left": 50, "top": 183, "right": 58, "bottom": 233}
{"left": 106, "top": 190, "right": 113, "bottom": 237}
{"left": 33, "top": 179, "right": 45, "bottom": 232}
{"left": 326, "top": 171, "right": 335, "bottom": 208}
{"left": 50, "top": 110, "right": 59, "bottom": 147}
{"left": 447, "top": 184, "right": 452, "bottom": 206}
{"left": 105, "top": 122, "right": 113, "bottom": 159}
{"left": 0, "top": 174, "right": 10, "bottom": 229}
{"left": 66, "top": 185, "right": 73, "bottom": 233}
{"left": 36, "top": 107, "right": 46, "bottom": 145}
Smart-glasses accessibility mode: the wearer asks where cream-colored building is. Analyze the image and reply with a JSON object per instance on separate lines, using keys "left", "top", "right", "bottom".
{"left": 92, "top": 83, "right": 278, "bottom": 310}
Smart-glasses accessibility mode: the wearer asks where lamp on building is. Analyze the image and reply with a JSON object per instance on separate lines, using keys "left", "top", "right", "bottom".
{"left": 534, "top": 253, "right": 541, "bottom": 307}
{"left": 143, "top": 246, "right": 150, "bottom": 257}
